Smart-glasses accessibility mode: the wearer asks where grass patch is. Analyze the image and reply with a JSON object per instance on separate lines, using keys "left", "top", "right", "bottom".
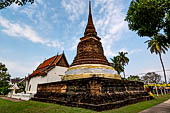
{"left": 0, "top": 94, "right": 170, "bottom": 113}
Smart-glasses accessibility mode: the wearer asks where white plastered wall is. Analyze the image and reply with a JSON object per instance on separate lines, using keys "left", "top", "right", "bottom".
{"left": 26, "top": 66, "right": 68, "bottom": 94}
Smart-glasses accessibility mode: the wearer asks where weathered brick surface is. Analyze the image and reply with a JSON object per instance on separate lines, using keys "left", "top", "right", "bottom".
{"left": 32, "top": 77, "right": 151, "bottom": 111}
{"left": 71, "top": 38, "right": 110, "bottom": 66}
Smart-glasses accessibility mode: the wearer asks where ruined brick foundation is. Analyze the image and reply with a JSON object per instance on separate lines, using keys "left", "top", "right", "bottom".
{"left": 32, "top": 77, "right": 152, "bottom": 111}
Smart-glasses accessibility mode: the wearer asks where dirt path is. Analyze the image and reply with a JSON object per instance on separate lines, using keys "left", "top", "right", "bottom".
{"left": 0, "top": 96, "right": 22, "bottom": 102}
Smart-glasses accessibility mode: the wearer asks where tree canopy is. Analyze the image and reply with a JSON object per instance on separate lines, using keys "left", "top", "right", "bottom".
{"left": 125, "top": 0, "right": 170, "bottom": 44}
{"left": 118, "top": 52, "right": 129, "bottom": 78}
{"left": 127, "top": 75, "right": 141, "bottom": 81}
{"left": 145, "top": 34, "right": 169, "bottom": 83}
{"left": 110, "top": 52, "right": 129, "bottom": 78}
{"left": 0, "top": 0, "right": 34, "bottom": 9}
{"left": 0, "top": 62, "right": 11, "bottom": 95}
{"left": 145, "top": 34, "right": 169, "bottom": 54}
{"left": 141, "top": 72, "right": 161, "bottom": 84}
{"left": 110, "top": 56, "right": 124, "bottom": 74}
{"left": 118, "top": 52, "right": 129, "bottom": 67}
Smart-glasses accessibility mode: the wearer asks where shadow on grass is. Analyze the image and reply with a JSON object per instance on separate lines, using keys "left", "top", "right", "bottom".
{"left": 0, "top": 94, "right": 170, "bottom": 113}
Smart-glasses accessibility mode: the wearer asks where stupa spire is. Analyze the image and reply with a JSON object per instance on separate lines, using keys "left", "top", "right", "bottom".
{"left": 89, "top": 0, "right": 92, "bottom": 16}
{"left": 84, "top": 0, "right": 97, "bottom": 36}
{"left": 70, "top": 0, "right": 108, "bottom": 66}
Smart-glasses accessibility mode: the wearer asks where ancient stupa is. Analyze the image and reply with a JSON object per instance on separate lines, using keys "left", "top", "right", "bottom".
{"left": 63, "top": 0, "right": 121, "bottom": 81}
{"left": 32, "top": 1, "right": 151, "bottom": 111}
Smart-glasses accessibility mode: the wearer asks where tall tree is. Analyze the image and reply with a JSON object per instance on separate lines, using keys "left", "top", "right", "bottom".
{"left": 141, "top": 72, "right": 161, "bottom": 84}
{"left": 145, "top": 34, "right": 169, "bottom": 83}
{"left": 125, "top": 0, "right": 170, "bottom": 44}
{"left": 0, "top": 0, "right": 34, "bottom": 9}
{"left": 110, "top": 56, "right": 124, "bottom": 74}
{"left": 0, "top": 62, "right": 11, "bottom": 95}
{"left": 117, "top": 52, "right": 129, "bottom": 79}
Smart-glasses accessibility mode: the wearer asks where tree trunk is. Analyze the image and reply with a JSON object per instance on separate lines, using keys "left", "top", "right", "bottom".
{"left": 158, "top": 52, "right": 167, "bottom": 84}
{"left": 123, "top": 71, "right": 126, "bottom": 79}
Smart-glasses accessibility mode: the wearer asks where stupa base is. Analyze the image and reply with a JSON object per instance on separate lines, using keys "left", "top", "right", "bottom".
{"left": 32, "top": 77, "right": 152, "bottom": 111}
{"left": 62, "top": 73, "right": 121, "bottom": 80}
{"left": 63, "top": 64, "right": 121, "bottom": 80}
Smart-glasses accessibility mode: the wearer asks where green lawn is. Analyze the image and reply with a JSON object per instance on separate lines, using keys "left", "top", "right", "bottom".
{"left": 0, "top": 94, "right": 170, "bottom": 113}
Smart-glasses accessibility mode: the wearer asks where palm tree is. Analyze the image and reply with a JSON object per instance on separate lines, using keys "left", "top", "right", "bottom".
{"left": 117, "top": 52, "right": 129, "bottom": 79}
{"left": 145, "top": 34, "right": 169, "bottom": 84}
{"left": 110, "top": 56, "right": 124, "bottom": 74}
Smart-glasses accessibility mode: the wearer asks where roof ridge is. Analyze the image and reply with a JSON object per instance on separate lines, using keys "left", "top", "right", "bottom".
{"left": 49, "top": 54, "right": 59, "bottom": 66}
{"left": 39, "top": 55, "right": 62, "bottom": 74}
{"left": 54, "top": 54, "right": 62, "bottom": 65}
{"left": 27, "top": 53, "right": 68, "bottom": 79}
{"left": 39, "top": 54, "right": 61, "bottom": 74}
{"left": 37, "top": 55, "right": 57, "bottom": 70}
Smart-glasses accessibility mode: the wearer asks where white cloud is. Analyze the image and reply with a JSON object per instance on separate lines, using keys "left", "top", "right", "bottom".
{"left": 19, "top": 0, "right": 58, "bottom": 33}
{"left": 0, "top": 16, "right": 63, "bottom": 48}
{"left": 36, "top": 0, "right": 43, "bottom": 5}
{"left": 104, "top": 44, "right": 117, "bottom": 57}
{"left": 20, "top": 3, "right": 37, "bottom": 23}
{"left": 51, "top": 13, "right": 58, "bottom": 24}
{"left": 128, "top": 49, "right": 142, "bottom": 55}
{"left": 20, "top": 0, "right": 48, "bottom": 24}
{"left": 80, "top": 20, "right": 86, "bottom": 28}
{"left": 62, "top": 0, "right": 86, "bottom": 21}
{"left": 70, "top": 37, "right": 79, "bottom": 51}
{"left": 119, "top": 48, "right": 128, "bottom": 53}
{"left": 106, "top": 48, "right": 142, "bottom": 58}
{"left": 94, "top": 0, "right": 128, "bottom": 57}
{"left": 10, "top": 3, "right": 20, "bottom": 10}
{"left": 0, "top": 57, "right": 39, "bottom": 78}
{"left": 119, "top": 48, "right": 142, "bottom": 55}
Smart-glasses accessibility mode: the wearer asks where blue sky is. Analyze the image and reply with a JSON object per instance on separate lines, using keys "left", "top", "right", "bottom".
{"left": 0, "top": 0, "right": 170, "bottom": 81}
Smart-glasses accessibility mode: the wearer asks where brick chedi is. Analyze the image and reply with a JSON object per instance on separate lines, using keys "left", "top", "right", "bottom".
{"left": 32, "top": 1, "right": 151, "bottom": 111}
{"left": 62, "top": 0, "right": 121, "bottom": 81}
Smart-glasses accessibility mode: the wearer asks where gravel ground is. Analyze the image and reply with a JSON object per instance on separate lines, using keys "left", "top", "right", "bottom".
{"left": 0, "top": 96, "right": 22, "bottom": 102}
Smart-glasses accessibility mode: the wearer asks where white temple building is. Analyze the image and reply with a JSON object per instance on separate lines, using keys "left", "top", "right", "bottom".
{"left": 25, "top": 52, "right": 69, "bottom": 94}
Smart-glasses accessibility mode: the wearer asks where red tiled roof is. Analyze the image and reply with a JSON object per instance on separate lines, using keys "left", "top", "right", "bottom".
{"left": 37, "top": 56, "right": 56, "bottom": 69}
{"left": 50, "top": 55, "right": 61, "bottom": 67}
{"left": 28, "top": 55, "right": 62, "bottom": 79}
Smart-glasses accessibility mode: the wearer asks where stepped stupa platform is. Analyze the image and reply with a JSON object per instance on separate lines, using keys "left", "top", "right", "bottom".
{"left": 32, "top": 77, "right": 151, "bottom": 111}
{"left": 32, "top": 0, "right": 151, "bottom": 111}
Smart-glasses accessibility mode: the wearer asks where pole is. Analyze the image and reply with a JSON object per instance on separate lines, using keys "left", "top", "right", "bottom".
{"left": 155, "top": 86, "right": 159, "bottom": 96}
{"left": 161, "top": 87, "right": 163, "bottom": 95}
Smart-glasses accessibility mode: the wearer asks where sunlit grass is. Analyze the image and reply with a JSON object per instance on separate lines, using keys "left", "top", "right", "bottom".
{"left": 0, "top": 94, "right": 170, "bottom": 113}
